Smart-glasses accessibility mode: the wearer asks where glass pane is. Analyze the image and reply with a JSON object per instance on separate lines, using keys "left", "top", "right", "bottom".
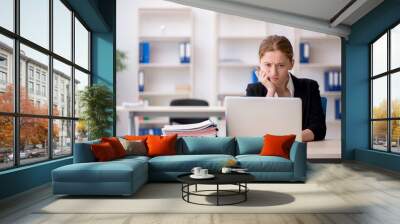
{"left": 0, "top": 34, "right": 14, "bottom": 112}
{"left": 53, "top": 59, "right": 72, "bottom": 117}
{"left": 20, "top": 44, "right": 49, "bottom": 115}
{"left": 372, "top": 121, "right": 388, "bottom": 151}
{"left": 372, "top": 33, "right": 387, "bottom": 76}
{"left": 372, "top": 77, "right": 387, "bottom": 119}
{"left": 0, "top": 0, "right": 14, "bottom": 31}
{"left": 391, "top": 72, "right": 400, "bottom": 118}
{"left": 74, "top": 18, "right": 89, "bottom": 70}
{"left": 74, "top": 69, "right": 89, "bottom": 118}
{"left": 0, "top": 116, "right": 14, "bottom": 170}
{"left": 391, "top": 120, "right": 400, "bottom": 153}
{"left": 75, "top": 120, "right": 88, "bottom": 143}
{"left": 391, "top": 24, "right": 400, "bottom": 70}
{"left": 53, "top": 0, "right": 72, "bottom": 60}
{"left": 20, "top": 117, "right": 49, "bottom": 165}
{"left": 53, "top": 119, "right": 72, "bottom": 158}
{"left": 20, "top": 0, "right": 49, "bottom": 49}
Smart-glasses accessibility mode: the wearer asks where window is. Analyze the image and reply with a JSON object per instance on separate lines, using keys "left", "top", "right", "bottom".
{"left": 42, "top": 85, "right": 46, "bottom": 97}
{"left": 75, "top": 18, "right": 89, "bottom": 70}
{"left": 0, "top": 71, "right": 6, "bottom": 85}
{"left": 36, "top": 83, "right": 40, "bottom": 95}
{"left": 28, "top": 67, "right": 34, "bottom": 80}
{"left": 0, "top": 0, "right": 91, "bottom": 170}
{"left": 20, "top": 0, "right": 49, "bottom": 49}
{"left": 0, "top": 0, "right": 14, "bottom": 32}
{"left": 371, "top": 23, "right": 400, "bottom": 154}
{"left": 28, "top": 81, "right": 34, "bottom": 94}
{"left": 0, "top": 54, "right": 7, "bottom": 67}
{"left": 53, "top": 0, "right": 72, "bottom": 60}
{"left": 0, "top": 34, "right": 13, "bottom": 113}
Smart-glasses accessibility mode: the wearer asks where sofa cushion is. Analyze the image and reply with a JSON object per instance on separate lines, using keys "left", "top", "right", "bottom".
{"left": 260, "top": 134, "right": 296, "bottom": 159}
{"left": 52, "top": 159, "right": 147, "bottom": 183}
{"left": 148, "top": 154, "right": 235, "bottom": 172}
{"left": 119, "top": 138, "right": 147, "bottom": 156}
{"left": 147, "top": 134, "right": 177, "bottom": 157}
{"left": 178, "top": 137, "right": 235, "bottom": 155}
{"left": 236, "top": 137, "right": 263, "bottom": 155}
{"left": 101, "top": 137, "right": 127, "bottom": 158}
{"left": 91, "top": 142, "right": 118, "bottom": 161}
{"left": 236, "top": 155, "right": 293, "bottom": 172}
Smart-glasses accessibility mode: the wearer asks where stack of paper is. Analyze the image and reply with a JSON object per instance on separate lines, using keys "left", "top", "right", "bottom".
{"left": 162, "top": 120, "right": 218, "bottom": 137}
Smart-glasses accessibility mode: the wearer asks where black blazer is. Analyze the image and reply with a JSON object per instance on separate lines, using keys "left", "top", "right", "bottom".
{"left": 246, "top": 75, "right": 326, "bottom": 141}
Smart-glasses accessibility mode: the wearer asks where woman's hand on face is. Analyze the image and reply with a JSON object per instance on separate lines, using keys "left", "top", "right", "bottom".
{"left": 258, "top": 67, "right": 276, "bottom": 97}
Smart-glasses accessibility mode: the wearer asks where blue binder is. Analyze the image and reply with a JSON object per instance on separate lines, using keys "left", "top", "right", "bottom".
{"left": 139, "top": 42, "right": 150, "bottom": 63}
{"left": 300, "top": 42, "right": 310, "bottom": 63}
{"left": 251, "top": 68, "right": 258, "bottom": 83}
{"left": 335, "top": 98, "right": 341, "bottom": 119}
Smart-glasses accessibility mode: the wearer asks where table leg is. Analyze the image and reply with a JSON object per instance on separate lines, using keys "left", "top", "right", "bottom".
{"left": 217, "top": 184, "right": 219, "bottom": 206}
{"left": 245, "top": 183, "right": 247, "bottom": 201}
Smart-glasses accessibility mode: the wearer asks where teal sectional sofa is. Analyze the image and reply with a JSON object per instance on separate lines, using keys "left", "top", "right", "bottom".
{"left": 52, "top": 137, "right": 307, "bottom": 196}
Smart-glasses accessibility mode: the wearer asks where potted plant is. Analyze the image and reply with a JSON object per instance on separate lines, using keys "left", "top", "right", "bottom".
{"left": 79, "top": 84, "right": 113, "bottom": 140}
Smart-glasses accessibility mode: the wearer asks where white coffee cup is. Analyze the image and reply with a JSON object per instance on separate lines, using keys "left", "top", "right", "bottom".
{"left": 191, "top": 167, "right": 202, "bottom": 176}
{"left": 221, "top": 167, "right": 232, "bottom": 174}
{"left": 200, "top": 169, "right": 208, "bottom": 176}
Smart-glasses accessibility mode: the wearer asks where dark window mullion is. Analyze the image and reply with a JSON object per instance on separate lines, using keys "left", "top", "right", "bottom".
{"left": 14, "top": 0, "right": 20, "bottom": 167}
{"left": 370, "top": 45, "right": 373, "bottom": 149}
{"left": 388, "top": 30, "right": 391, "bottom": 152}
{"left": 49, "top": 0, "right": 54, "bottom": 160}
{"left": 71, "top": 10, "right": 76, "bottom": 154}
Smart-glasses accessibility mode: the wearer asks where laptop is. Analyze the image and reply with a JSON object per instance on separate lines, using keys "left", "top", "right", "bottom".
{"left": 225, "top": 97, "right": 302, "bottom": 141}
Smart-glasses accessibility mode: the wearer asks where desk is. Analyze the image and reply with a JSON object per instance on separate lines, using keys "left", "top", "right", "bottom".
{"left": 117, "top": 106, "right": 225, "bottom": 135}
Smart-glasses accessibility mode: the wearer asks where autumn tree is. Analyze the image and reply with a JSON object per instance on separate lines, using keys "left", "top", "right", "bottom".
{"left": 0, "top": 84, "right": 60, "bottom": 151}
{"left": 372, "top": 99, "right": 400, "bottom": 142}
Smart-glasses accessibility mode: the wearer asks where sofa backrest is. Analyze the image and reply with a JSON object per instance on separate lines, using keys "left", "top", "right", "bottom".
{"left": 235, "top": 137, "right": 263, "bottom": 155}
{"left": 73, "top": 139, "right": 101, "bottom": 163}
{"left": 177, "top": 137, "right": 236, "bottom": 155}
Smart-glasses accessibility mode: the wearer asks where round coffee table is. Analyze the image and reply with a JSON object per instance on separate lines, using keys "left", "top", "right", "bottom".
{"left": 177, "top": 172, "right": 255, "bottom": 206}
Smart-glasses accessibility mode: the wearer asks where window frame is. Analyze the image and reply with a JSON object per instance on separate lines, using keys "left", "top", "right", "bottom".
{"left": 0, "top": 0, "right": 92, "bottom": 171}
{"left": 370, "top": 21, "right": 400, "bottom": 154}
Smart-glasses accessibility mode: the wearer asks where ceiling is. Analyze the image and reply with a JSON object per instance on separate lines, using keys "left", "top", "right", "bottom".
{"left": 166, "top": 0, "right": 384, "bottom": 38}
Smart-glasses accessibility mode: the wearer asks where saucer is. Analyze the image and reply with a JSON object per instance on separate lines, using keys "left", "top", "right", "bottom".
{"left": 190, "top": 174, "right": 215, "bottom": 179}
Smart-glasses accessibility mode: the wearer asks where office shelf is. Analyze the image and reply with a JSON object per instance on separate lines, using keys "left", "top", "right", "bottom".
{"left": 218, "top": 62, "right": 258, "bottom": 68}
{"left": 139, "top": 63, "right": 191, "bottom": 69}
{"left": 138, "top": 7, "right": 194, "bottom": 106}
{"left": 139, "top": 91, "right": 190, "bottom": 97}
{"left": 218, "top": 36, "right": 265, "bottom": 40}
{"left": 321, "top": 91, "right": 341, "bottom": 97}
{"left": 298, "top": 63, "right": 341, "bottom": 69}
{"left": 139, "top": 36, "right": 191, "bottom": 42}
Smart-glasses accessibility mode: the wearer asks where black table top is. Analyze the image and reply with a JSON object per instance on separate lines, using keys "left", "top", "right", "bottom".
{"left": 177, "top": 172, "right": 255, "bottom": 185}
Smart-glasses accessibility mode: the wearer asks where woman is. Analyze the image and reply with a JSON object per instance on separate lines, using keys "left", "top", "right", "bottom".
{"left": 246, "top": 35, "right": 326, "bottom": 142}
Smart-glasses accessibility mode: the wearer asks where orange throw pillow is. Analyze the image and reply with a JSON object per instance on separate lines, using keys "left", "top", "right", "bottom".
{"left": 260, "top": 134, "right": 296, "bottom": 159}
{"left": 101, "top": 137, "right": 127, "bottom": 158}
{"left": 124, "top": 135, "right": 148, "bottom": 141}
{"left": 146, "top": 134, "right": 177, "bottom": 157}
{"left": 91, "top": 142, "right": 117, "bottom": 162}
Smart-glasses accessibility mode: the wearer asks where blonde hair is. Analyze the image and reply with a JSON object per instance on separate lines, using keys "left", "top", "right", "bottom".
{"left": 259, "top": 35, "right": 293, "bottom": 61}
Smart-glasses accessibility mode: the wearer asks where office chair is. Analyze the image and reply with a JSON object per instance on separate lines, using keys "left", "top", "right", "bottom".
{"left": 169, "top": 98, "right": 209, "bottom": 124}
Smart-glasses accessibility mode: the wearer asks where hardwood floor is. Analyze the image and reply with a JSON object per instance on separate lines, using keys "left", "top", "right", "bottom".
{"left": 1, "top": 162, "right": 400, "bottom": 224}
